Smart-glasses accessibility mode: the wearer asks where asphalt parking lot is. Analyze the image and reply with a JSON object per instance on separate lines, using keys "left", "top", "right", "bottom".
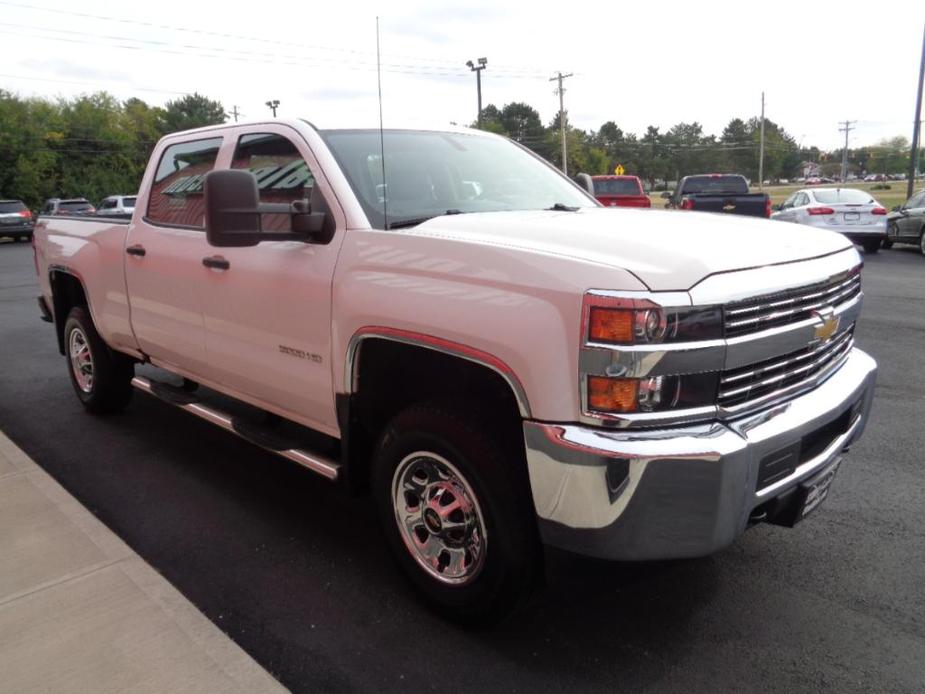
{"left": 1, "top": 239, "right": 923, "bottom": 693}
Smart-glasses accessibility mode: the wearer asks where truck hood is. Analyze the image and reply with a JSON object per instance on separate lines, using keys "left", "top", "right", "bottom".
{"left": 407, "top": 207, "right": 854, "bottom": 290}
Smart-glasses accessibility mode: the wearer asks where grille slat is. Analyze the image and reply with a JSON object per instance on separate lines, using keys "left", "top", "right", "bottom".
{"left": 718, "top": 329, "right": 854, "bottom": 409}
{"left": 724, "top": 270, "right": 861, "bottom": 338}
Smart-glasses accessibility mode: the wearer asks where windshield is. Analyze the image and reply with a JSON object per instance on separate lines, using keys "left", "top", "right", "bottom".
{"left": 321, "top": 129, "right": 594, "bottom": 229}
{"left": 812, "top": 189, "right": 874, "bottom": 204}
{"left": 681, "top": 175, "right": 748, "bottom": 195}
{"left": 593, "top": 178, "right": 641, "bottom": 195}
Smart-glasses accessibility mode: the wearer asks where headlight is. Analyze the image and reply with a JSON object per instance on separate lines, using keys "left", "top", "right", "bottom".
{"left": 587, "top": 373, "right": 719, "bottom": 414}
{"left": 585, "top": 302, "right": 722, "bottom": 345}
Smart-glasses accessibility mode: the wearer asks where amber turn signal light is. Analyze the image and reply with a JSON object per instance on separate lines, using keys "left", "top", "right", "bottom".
{"left": 588, "top": 307, "right": 634, "bottom": 343}
{"left": 588, "top": 376, "right": 637, "bottom": 413}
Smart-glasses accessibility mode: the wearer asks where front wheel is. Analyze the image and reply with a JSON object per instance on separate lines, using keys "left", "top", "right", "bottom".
{"left": 372, "top": 404, "right": 542, "bottom": 622}
{"left": 64, "top": 306, "right": 134, "bottom": 413}
{"left": 920, "top": 229, "right": 925, "bottom": 257}
{"left": 862, "top": 239, "right": 880, "bottom": 254}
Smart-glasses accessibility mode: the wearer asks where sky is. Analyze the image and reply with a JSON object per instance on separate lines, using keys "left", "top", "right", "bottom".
{"left": 0, "top": 0, "right": 923, "bottom": 151}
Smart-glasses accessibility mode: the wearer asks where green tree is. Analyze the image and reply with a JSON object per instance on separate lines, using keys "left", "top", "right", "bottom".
{"left": 162, "top": 92, "right": 225, "bottom": 134}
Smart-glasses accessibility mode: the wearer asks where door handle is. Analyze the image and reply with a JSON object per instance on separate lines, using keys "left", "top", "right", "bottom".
{"left": 202, "top": 256, "right": 230, "bottom": 271}
{"left": 126, "top": 244, "right": 146, "bottom": 257}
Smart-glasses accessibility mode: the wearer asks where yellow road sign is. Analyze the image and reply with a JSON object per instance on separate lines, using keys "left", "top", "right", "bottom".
{"left": 614, "top": 164, "right": 625, "bottom": 175}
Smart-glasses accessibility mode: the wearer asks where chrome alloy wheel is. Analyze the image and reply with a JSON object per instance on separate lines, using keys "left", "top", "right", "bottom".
{"left": 68, "top": 327, "right": 94, "bottom": 393}
{"left": 391, "top": 451, "right": 487, "bottom": 585}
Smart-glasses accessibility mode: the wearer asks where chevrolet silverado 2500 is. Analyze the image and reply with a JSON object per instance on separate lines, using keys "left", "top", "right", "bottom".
{"left": 33, "top": 120, "right": 877, "bottom": 620}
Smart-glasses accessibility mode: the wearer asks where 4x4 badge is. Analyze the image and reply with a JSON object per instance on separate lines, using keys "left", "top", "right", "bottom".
{"left": 812, "top": 308, "right": 840, "bottom": 343}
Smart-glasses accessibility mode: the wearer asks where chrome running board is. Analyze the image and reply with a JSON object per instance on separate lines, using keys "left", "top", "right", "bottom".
{"left": 131, "top": 376, "right": 340, "bottom": 481}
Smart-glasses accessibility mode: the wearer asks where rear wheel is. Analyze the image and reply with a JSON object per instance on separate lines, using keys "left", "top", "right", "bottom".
{"left": 862, "top": 239, "right": 880, "bottom": 254}
{"left": 64, "top": 306, "right": 134, "bottom": 413}
{"left": 372, "top": 403, "right": 542, "bottom": 623}
{"left": 920, "top": 229, "right": 925, "bottom": 257}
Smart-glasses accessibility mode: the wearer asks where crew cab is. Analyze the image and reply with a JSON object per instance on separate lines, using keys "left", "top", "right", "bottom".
{"left": 33, "top": 120, "right": 877, "bottom": 621}
{"left": 665, "top": 174, "right": 771, "bottom": 217}
{"left": 590, "top": 175, "right": 651, "bottom": 207}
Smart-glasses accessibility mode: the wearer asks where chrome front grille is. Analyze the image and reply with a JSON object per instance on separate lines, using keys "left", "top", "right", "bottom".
{"left": 724, "top": 269, "right": 861, "bottom": 338}
{"left": 719, "top": 328, "right": 854, "bottom": 410}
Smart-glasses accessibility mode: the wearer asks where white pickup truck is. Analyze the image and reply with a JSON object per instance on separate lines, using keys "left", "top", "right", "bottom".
{"left": 33, "top": 119, "right": 877, "bottom": 620}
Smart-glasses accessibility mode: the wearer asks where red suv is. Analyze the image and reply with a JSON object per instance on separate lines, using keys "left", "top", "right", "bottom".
{"left": 590, "top": 175, "right": 651, "bottom": 208}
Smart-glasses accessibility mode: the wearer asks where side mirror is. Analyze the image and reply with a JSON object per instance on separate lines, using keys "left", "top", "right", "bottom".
{"left": 575, "top": 172, "right": 595, "bottom": 196}
{"left": 772, "top": 203, "right": 783, "bottom": 212}
{"left": 660, "top": 191, "right": 671, "bottom": 199}
{"left": 204, "top": 169, "right": 330, "bottom": 247}
{"left": 891, "top": 205, "right": 901, "bottom": 212}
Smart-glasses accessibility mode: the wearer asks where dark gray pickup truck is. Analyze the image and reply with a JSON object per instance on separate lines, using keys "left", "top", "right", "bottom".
{"left": 665, "top": 174, "right": 771, "bottom": 218}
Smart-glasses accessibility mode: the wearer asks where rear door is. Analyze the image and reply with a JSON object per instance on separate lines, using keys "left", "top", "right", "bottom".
{"left": 124, "top": 135, "right": 225, "bottom": 375}
{"left": 899, "top": 192, "right": 925, "bottom": 240}
{"left": 197, "top": 126, "right": 346, "bottom": 435}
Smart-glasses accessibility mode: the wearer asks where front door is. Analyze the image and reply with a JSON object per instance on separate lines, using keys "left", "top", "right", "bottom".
{"left": 197, "top": 127, "right": 345, "bottom": 436}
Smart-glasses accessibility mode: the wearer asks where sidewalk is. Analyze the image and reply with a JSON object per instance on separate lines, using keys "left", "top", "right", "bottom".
{"left": 0, "top": 431, "right": 287, "bottom": 694}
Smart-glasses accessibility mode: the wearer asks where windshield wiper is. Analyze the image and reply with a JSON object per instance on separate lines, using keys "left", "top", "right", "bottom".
{"left": 386, "top": 209, "right": 466, "bottom": 230}
{"left": 546, "top": 203, "right": 580, "bottom": 212}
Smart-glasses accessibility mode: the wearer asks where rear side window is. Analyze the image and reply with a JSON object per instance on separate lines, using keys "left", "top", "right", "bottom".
{"left": 0, "top": 201, "right": 26, "bottom": 213}
{"left": 231, "top": 133, "right": 315, "bottom": 232}
{"left": 147, "top": 137, "right": 223, "bottom": 228}
{"left": 123, "top": 197, "right": 137, "bottom": 207}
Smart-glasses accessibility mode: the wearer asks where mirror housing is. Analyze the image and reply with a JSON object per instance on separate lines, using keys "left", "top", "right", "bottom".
{"left": 575, "top": 172, "right": 595, "bottom": 196}
{"left": 660, "top": 191, "right": 671, "bottom": 199}
{"left": 204, "top": 169, "right": 330, "bottom": 247}
{"left": 772, "top": 203, "right": 783, "bottom": 211}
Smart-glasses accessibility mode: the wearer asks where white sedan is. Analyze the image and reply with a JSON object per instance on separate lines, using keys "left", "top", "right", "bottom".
{"left": 771, "top": 187, "right": 887, "bottom": 253}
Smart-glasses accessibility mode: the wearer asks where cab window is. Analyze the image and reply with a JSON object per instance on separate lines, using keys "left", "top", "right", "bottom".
{"left": 231, "top": 133, "right": 316, "bottom": 232}
{"left": 146, "top": 137, "right": 223, "bottom": 228}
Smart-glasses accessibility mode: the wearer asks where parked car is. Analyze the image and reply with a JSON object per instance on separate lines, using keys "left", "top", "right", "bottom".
{"left": 664, "top": 174, "right": 771, "bottom": 217}
{"left": 884, "top": 189, "right": 925, "bottom": 254}
{"left": 0, "top": 199, "right": 35, "bottom": 242}
{"left": 97, "top": 195, "right": 137, "bottom": 218}
{"left": 33, "top": 119, "right": 877, "bottom": 620}
{"left": 41, "top": 198, "right": 96, "bottom": 216}
{"left": 771, "top": 188, "right": 887, "bottom": 253}
{"left": 590, "top": 175, "right": 650, "bottom": 208}
{"left": 863, "top": 174, "right": 888, "bottom": 182}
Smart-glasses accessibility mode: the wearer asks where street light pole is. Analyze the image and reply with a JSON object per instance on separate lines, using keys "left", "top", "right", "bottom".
{"left": 265, "top": 100, "right": 280, "bottom": 117}
{"left": 466, "top": 58, "right": 487, "bottom": 127}
{"left": 908, "top": 22, "right": 925, "bottom": 200}
{"left": 758, "top": 91, "right": 765, "bottom": 190}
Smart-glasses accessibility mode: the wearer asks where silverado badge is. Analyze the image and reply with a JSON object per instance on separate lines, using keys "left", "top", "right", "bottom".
{"left": 812, "top": 308, "right": 840, "bottom": 343}
{"left": 722, "top": 203, "right": 736, "bottom": 212}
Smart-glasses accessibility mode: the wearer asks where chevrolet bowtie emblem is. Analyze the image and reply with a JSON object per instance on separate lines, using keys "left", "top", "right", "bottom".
{"left": 723, "top": 204, "right": 736, "bottom": 212}
{"left": 812, "top": 308, "right": 840, "bottom": 343}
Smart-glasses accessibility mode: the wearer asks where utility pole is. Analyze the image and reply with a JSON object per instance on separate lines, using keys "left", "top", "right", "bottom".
{"left": 908, "top": 22, "right": 925, "bottom": 200}
{"left": 265, "top": 100, "right": 280, "bottom": 117}
{"left": 550, "top": 72, "right": 574, "bottom": 175}
{"left": 758, "top": 92, "right": 765, "bottom": 190}
{"left": 466, "top": 58, "right": 487, "bottom": 127}
{"left": 231, "top": 105, "right": 240, "bottom": 122}
{"left": 839, "top": 120, "right": 856, "bottom": 182}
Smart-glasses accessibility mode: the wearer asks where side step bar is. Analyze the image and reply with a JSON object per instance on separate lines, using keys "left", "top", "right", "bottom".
{"left": 131, "top": 376, "right": 340, "bottom": 481}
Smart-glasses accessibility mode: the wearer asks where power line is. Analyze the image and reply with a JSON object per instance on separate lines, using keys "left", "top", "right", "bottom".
{"left": 0, "top": 2, "right": 552, "bottom": 77}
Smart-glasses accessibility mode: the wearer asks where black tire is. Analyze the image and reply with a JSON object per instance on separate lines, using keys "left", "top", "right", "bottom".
{"left": 372, "top": 403, "right": 542, "bottom": 623}
{"left": 920, "top": 228, "right": 925, "bottom": 257}
{"left": 862, "top": 239, "right": 880, "bottom": 254}
{"left": 63, "top": 306, "right": 134, "bottom": 414}
{"left": 883, "top": 221, "right": 898, "bottom": 249}
{"left": 18, "top": 235, "right": 29, "bottom": 243}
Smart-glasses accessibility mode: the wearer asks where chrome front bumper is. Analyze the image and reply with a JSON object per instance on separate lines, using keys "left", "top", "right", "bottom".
{"left": 523, "top": 347, "right": 877, "bottom": 560}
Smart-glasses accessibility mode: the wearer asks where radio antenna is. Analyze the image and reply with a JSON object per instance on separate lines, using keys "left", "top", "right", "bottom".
{"left": 376, "top": 16, "right": 388, "bottom": 229}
